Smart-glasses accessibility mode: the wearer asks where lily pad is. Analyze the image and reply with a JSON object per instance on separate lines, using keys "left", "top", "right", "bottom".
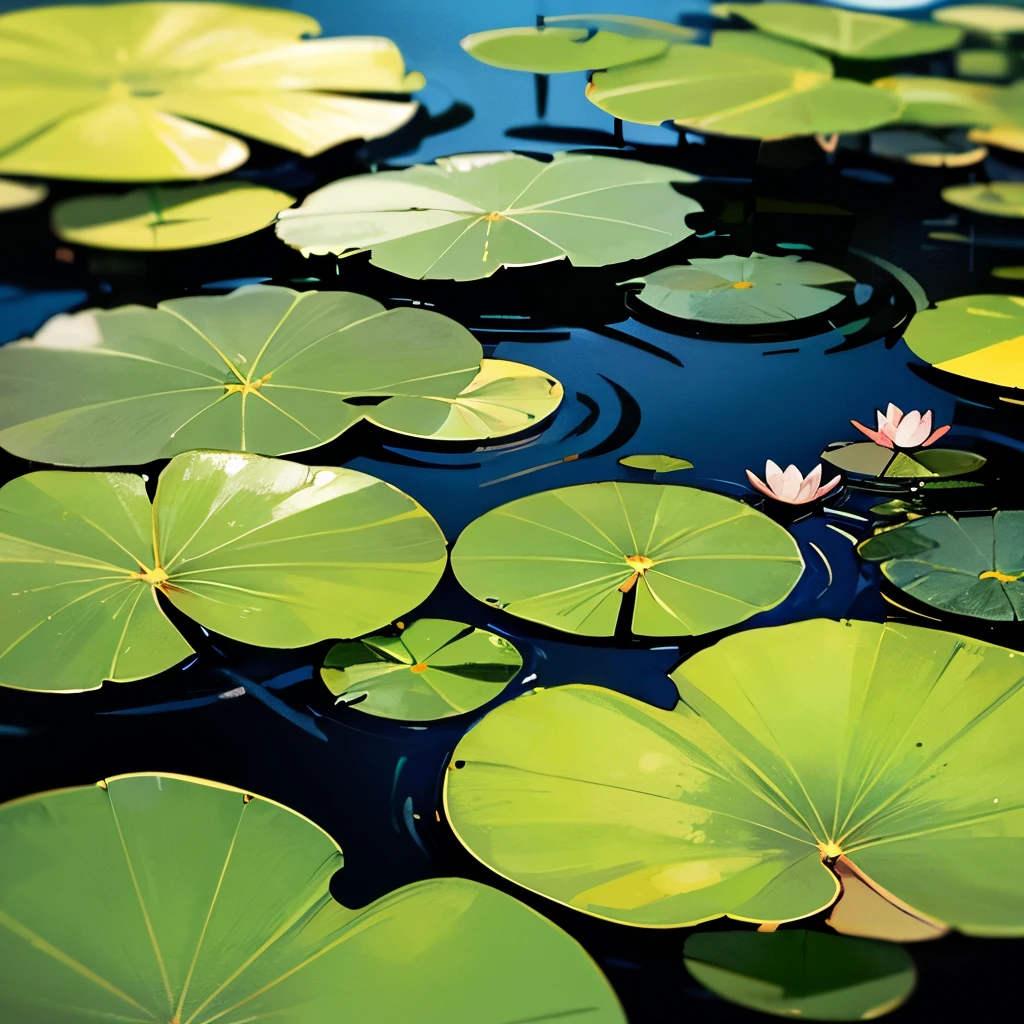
{"left": 859, "top": 512, "right": 1024, "bottom": 621}
{"left": 625, "top": 253, "right": 853, "bottom": 325}
{"left": 934, "top": 4, "right": 1024, "bottom": 34}
{"left": 942, "top": 182, "right": 1024, "bottom": 218}
{"left": 683, "top": 931, "right": 916, "bottom": 1020}
{"left": 619, "top": 454, "right": 694, "bottom": 473}
{"left": 444, "top": 617, "right": 1024, "bottom": 931}
{"left": 450, "top": 481, "right": 803, "bottom": 638}
{"left": 276, "top": 151, "right": 702, "bottom": 280}
{"left": 0, "top": 178, "right": 46, "bottom": 212}
{"left": 902, "top": 293, "right": 1024, "bottom": 391}
{"left": 822, "top": 442, "right": 986, "bottom": 480}
{"left": 872, "top": 76, "right": 1015, "bottom": 127}
{"left": 969, "top": 124, "right": 1024, "bottom": 152}
{"left": 0, "top": 773, "right": 626, "bottom": 1024}
{"left": 0, "top": 284, "right": 483, "bottom": 465}
{"left": 869, "top": 129, "right": 989, "bottom": 167}
{"left": 323, "top": 619, "right": 522, "bottom": 720}
{"left": 51, "top": 182, "right": 294, "bottom": 251}
{"left": 587, "top": 32, "right": 903, "bottom": 138}
{"left": 0, "top": 450, "right": 447, "bottom": 692}
{"left": 714, "top": 2, "right": 962, "bottom": 59}
{"left": 366, "top": 358, "right": 564, "bottom": 441}
{"left": 0, "top": 2, "right": 423, "bottom": 181}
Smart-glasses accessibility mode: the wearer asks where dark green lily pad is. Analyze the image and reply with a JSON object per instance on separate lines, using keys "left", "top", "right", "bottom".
{"left": 322, "top": 619, "right": 522, "bottom": 720}
{"left": 822, "top": 443, "right": 986, "bottom": 480}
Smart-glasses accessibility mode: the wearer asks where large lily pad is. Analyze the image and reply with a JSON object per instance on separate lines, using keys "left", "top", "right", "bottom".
{"left": 684, "top": 930, "right": 916, "bottom": 1020}
{"left": 276, "top": 151, "right": 702, "bottom": 280}
{"left": 0, "top": 3, "right": 423, "bottom": 181}
{"left": 714, "top": 3, "right": 962, "bottom": 59}
{"left": 587, "top": 32, "right": 903, "bottom": 138}
{"left": 51, "top": 182, "right": 294, "bottom": 251}
{"left": 942, "top": 182, "right": 1024, "bottom": 219}
{"left": 626, "top": 253, "right": 853, "bottom": 325}
{"left": 444, "top": 618, "right": 1024, "bottom": 931}
{"left": 450, "top": 481, "right": 803, "bottom": 638}
{"left": 902, "top": 293, "right": 1024, "bottom": 391}
{"left": 822, "top": 443, "right": 986, "bottom": 480}
{"left": 0, "top": 178, "right": 46, "bottom": 212}
{"left": 0, "top": 451, "right": 447, "bottom": 692}
{"left": 366, "top": 358, "right": 563, "bottom": 441}
{"left": 0, "top": 772, "right": 625, "bottom": 1024}
{"left": 323, "top": 618, "right": 522, "bottom": 720}
{"left": 0, "top": 284, "right": 483, "bottom": 465}
{"left": 859, "top": 512, "right": 1024, "bottom": 621}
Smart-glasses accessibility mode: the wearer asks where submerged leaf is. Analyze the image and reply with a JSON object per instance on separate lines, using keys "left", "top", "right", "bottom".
{"left": 276, "top": 151, "right": 702, "bottom": 280}
{"left": 0, "top": 2, "right": 422, "bottom": 180}
{"left": 942, "top": 181, "right": 1024, "bottom": 218}
{"left": 451, "top": 481, "right": 803, "bottom": 637}
{"left": 0, "top": 178, "right": 46, "bottom": 212}
{"left": 0, "top": 451, "right": 447, "bottom": 691}
{"left": 51, "top": 182, "right": 294, "bottom": 251}
{"left": 684, "top": 930, "right": 916, "bottom": 1020}
{"left": 323, "top": 619, "right": 522, "bottom": 720}
{"left": 619, "top": 454, "right": 694, "bottom": 473}
{"left": 859, "top": 512, "right": 1024, "bottom": 621}
{"left": 445, "top": 618, "right": 1024, "bottom": 932}
{"left": 0, "top": 773, "right": 626, "bottom": 1023}
{"left": 626, "top": 253, "right": 853, "bottom": 324}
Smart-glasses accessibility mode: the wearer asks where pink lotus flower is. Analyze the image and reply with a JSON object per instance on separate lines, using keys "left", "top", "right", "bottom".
{"left": 851, "top": 404, "right": 950, "bottom": 450}
{"left": 746, "top": 461, "right": 841, "bottom": 504}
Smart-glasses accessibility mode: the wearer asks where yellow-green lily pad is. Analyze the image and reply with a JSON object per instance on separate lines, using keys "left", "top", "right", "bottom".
{"left": 934, "top": 4, "right": 1024, "bottom": 35}
{"left": 942, "top": 182, "right": 1024, "bottom": 218}
{"left": 0, "top": 177, "right": 46, "bottom": 212}
{"left": 619, "top": 454, "right": 694, "bottom": 473}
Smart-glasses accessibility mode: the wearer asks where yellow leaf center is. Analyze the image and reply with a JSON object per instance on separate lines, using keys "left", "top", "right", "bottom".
{"left": 732, "top": 281, "right": 754, "bottom": 289}
{"left": 625, "top": 555, "right": 654, "bottom": 572}
{"left": 410, "top": 662, "right": 429, "bottom": 673}
{"left": 484, "top": 211, "right": 505, "bottom": 222}
{"left": 225, "top": 372, "right": 273, "bottom": 397}
{"left": 818, "top": 840, "right": 844, "bottom": 859}
{"left": 134, "top": 566, "right": 168, "bottom": 586}
{"left": 792, "top": 70, "right": 827, "bottom": 93}
{"left": 980, "top": 569, "right": 1021, "bottom": 583}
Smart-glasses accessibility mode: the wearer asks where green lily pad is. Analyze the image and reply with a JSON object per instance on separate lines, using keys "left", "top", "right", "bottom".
{"left": 276, "top": 151, "right": 702, "bottom": 280}
{"left": 714, "top": 2, "right": 962, "bottom": 59}
{"left": 684, "top": 930, "right": 916, "bottom": 1020}
{"left": 51, "top": 182, "right": 294, "bottom": 251}
{"left": 942, "top": 182, "right": 1024, "bottom": 218}
{"left": 872, "top": 76, "right": 1016, "bottom": 127}
{"left": 366, "top": 358, "right": 563, "bottom": 441}
{"left": 869, "top": 129, "right": 989, "bottom": 167}
{"left": 902, "top": 293, "right": 1024, "bottom": 391}
{"left": 0, "top": 284, "right": 484, "bottom": 465}
{"left": 935, "top": 4, "right": 1024, "bottom": 34}
{"left": 625, "top": 253, "right": 853, "bottom": 324}
{"left": 618, "top": 454, "right": 694, "bottom": 473}
{"left": 822, "top": 443, "right": 986, "bottom": 480}
{"left": 450, "top": 481, "right": 803, "bottom": 638}
{"left": 444, "top": 617, "right": 1024, "bottom": 931}
{"left": 859, "top": 512, "right": 1024, "bottom": 621}
{"left": 0, "top": 177, "right": 46, "bottom": 212}
{"left": 0, "top": 772, "right": 625, "bottom": 1024}
{"left": 0, "top": 2, "right": 423, "bottom": 181}
{"left": 0, "top": 450, "right": 446, "bottom": 692}
{"left": 587, "top": 32, "right": 903, "bottom": 138}
{"left": 323, "top": 618, "right": 522, "bottom": 720}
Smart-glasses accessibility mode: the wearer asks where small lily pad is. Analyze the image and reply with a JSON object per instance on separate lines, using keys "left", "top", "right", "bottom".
{"left": 323, "top": 619, "right": 522, "bottom": 720}
{"left": 367, "top": 358, "right": 563, "bottom": 441}
{"left": 626, "top": 253, "right": 853, "bottom": 324}
{"left": 934, "top": 5, "right": 1024, "bottom": 34}
{"left": 873, "top": 76, "right": 1014, "bottom": 127}
{"left": 822, "top": 442, "right": 985, "bottom": 480}
{"left": 451, "top": 481, "right": 803, "bottom": 638}
{"left": 619, "top": 454, "right": 694, "bottom": 473}
{"left": 970, "top": 125, "right": 1024, "bottom": 152}
{"left": 684, "top": 930, "right": 916, "bottom": 1020}
{"left": 859, "top": 512, "right": 1024, "bottom": 621}
{"left": 714, "top": 2, "right": 962, "bottom": 59}
{"left": 869, "top": 129, "right": 988, "bottom": 167}
{"left": 277, "top": 151, "right": 702, "bottom": 280}
{"left": 51, "top": 182, "right": 295, "bottom": 251}
{"left": 0, "top": 178, "right": 46, "bottom": 212}
{"left": 942, "top": 182, "right": 1024, "bottom": 218}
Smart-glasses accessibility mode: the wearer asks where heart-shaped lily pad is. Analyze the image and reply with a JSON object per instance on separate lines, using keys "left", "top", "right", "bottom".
{"left": 444, "top": 618, "right": 1024, "bottom": 931}
{"left": 822, "top": 442, "right": 986, "bottom": 479}
{"left": 0, "top": 177, "right": 46, "bottom": 212}
{"left": 51, "top": 182, "right": 294, "bottom": 250}
{"left": 859, "top": 512, "right": 1024, "bottom": 620}
{"left": 625, "top": 253, "right": 853, "bottom": 324}
{"left": 0, "top": 773, "right": 625, "bottom": 1024}
{"left": 451, "top": 481, "right": 803, "bottom": 637}
{"left": 902, "top": 293, "right": 1024, "bottom": 391}
{"left": 587, "top": 32, "right": 902, "bottom": 138}
{"left": 713, "top": 2, "right": 963, "bottom": 59}
{"left": 366, "top": 358, "right": 563, "bottom": 441}
{"left": 323, "top": 618, "right": 522, "bottom": 720}
{"left": 276, "top": 151, "right": 702, "bottom": 280}
{"left": 942, "top": 182, "right": 1024, "bottom": 218}
{"left": 684, "top": 930, "right": 916, "bottom": 1020}
{"left": 0, "top": 284, "right": 484, "bottom": 465}
{"left": 0, "top": 450, "right": 447, "bottom": 692}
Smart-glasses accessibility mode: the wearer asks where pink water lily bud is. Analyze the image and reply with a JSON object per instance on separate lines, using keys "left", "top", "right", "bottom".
{"left": 746, "top": 461, "right": 841, "bottom": 504}
{"left": 851, "top": 403, "right": 951, "bottom": 450}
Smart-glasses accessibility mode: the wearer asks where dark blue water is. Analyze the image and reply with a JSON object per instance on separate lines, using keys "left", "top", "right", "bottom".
{"left": 3, "top": 1, "right": 1024, "bottom": 1020}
